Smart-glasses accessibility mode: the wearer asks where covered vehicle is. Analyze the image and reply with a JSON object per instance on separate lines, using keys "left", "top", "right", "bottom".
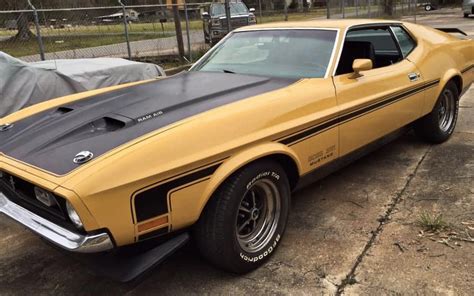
{"left": 0, "top": 52, "right": 164, "bottom": 118}
{"left": 0, "top": 20, "right": 473, "bottom": 279}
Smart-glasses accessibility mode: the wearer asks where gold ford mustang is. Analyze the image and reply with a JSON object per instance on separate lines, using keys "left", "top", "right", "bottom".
{"left": 0, "top": 19, "right": 473, "bottom": 278}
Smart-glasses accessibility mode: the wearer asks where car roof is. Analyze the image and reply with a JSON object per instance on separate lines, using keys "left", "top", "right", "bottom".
{"left": 234, "top": 19, "right": 403, "bottom": 31}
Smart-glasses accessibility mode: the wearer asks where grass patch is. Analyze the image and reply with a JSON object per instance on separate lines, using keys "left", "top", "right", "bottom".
{"left": 133, "top": 46, "right": 208, "bottom": 70}
{"left": 418, "top": 212, "right": 448, "bottom": 232}
{"left": 0, "top": 20, "right": 202, "bottom": 37}
{"left": 258, "top": 10, "right": 326, "bottom": 23}
{"left": 0, "top": 33, "right": 172, "bottom": 57}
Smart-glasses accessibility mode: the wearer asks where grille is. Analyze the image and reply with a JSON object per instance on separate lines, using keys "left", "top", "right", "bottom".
{"left": 0, "top": 171, "right": 68, "bottom": 221}
{"left": 220, "top": 17, "right": 249, "bottom": 29}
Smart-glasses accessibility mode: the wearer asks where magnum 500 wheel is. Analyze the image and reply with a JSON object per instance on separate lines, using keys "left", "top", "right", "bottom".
{"left": 414, "top": 81, "right": 459, "bottom": 143}
{"left": 194, "top": 160, "right": 290, "bottom": 273}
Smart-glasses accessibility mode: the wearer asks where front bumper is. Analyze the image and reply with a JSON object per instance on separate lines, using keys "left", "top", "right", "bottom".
{"left": 0, "top": 192, "right": 114, "bottom": 253}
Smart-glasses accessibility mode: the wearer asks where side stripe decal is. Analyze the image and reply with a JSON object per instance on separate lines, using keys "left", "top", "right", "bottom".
{"left": 278, "top": 79, "right": 440, "bottom": 145}
{"left": 132, "top": 78, "right": 443, "bottom": 226}
{"left": 138, "top": 226, "right": 169, "bottom": 241}
{"left": 461, "top": 65, "right": 474, "bottom": 74}
{"left": 133, "top": 160, "right": 225, "bottom": 223}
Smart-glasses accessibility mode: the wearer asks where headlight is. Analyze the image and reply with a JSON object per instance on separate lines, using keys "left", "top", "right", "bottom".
{"left": 34, "top": 186, "right": 57, "bottom": 207}
{"left": 211, "top": 18, "right": 221, "bottom": 26}
{"left": 66, "top": 201, "right": 84, "bottom": 230}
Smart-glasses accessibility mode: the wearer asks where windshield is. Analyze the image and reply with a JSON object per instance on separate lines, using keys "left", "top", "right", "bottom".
{"left": 192, "top": 30, "right": 338, "bottom": 79}
{"left": 211, "top": 3, "right": 249, "bottom": 16}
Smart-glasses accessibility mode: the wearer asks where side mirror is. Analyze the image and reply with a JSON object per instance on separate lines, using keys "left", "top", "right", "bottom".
{"left": 202, "top": 12, "right": 210, "bottom": 19}
{"left": 249, "top": 8, "right": 256, "bottom": 13}
{"left": 351, "top": 59, "right": 372, "bottom": 78}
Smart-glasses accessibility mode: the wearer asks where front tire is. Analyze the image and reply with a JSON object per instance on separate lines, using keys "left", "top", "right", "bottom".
{"left": 414, "top": 81, "right": 459, "bottom": 143}
{"left": 425, "top": 5, "right": 432, "bottom": 11}
{"left": 464, "top": 13, "right": 470, "bottom": 18}
{"left": 194, "top": 160, "right": 290, "bottom": 273}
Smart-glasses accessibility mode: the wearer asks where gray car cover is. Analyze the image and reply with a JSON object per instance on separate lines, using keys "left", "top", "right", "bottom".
{"left": 0, "top": 52, "right": 165, "bottom": 118}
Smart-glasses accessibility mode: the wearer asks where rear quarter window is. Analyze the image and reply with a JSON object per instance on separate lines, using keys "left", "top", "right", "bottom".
{"left": 391, "top": 26, "right": 416, "bottom": 58}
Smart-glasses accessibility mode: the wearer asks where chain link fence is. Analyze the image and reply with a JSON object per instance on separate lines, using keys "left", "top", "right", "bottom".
{"left": 0, "top": 0, "right": 458, "bottom": 64}
{"left": 0, "top": 2, "right": 208, "bottom": 63}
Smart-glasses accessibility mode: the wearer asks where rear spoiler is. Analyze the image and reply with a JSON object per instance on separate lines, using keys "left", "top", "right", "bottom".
{"left": 435, "top": 28, "right": 467, "bottom": 36}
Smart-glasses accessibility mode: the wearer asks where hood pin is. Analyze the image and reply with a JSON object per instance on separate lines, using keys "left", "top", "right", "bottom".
{"left": 73, "top": 151, "right": 94, "bottom": 164}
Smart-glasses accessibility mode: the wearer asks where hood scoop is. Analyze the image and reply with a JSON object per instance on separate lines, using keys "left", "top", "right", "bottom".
{"left": 55, "top": 106, "right": 75, "bottom": 115}
{"left": 28, "top": 114, "right": 132, "bottom": 156}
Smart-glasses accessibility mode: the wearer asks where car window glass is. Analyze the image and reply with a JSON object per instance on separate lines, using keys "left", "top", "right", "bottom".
{"left": 346, "top": 28, "right": 399, "bottom": 53}
{"left": 391, "top": 26, "right": 416, "bottom": 57}
{"left": 193, "top": 30, "right": 337, "bottom": 79}
{"left": 211, "top": 3, "right": 248, "bottom": 16}
{"left": 335, "top": 27, "right": 403, "bottom": 75}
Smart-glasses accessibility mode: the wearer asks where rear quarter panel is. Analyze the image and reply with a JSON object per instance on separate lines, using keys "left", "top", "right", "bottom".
{"left": 403, "top": 23, "right": 474, "bottom": 114}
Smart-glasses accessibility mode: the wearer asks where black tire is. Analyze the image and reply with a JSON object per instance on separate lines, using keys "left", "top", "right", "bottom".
{"left": 464, "top": 13, "right": 470, "bottom": 18}
{"left": 194, "top": 160, "right": 290, "bottom": 274}
{"left": 425, "top": 5, "right": 432, "bottom": 11}
{"left": 414, "top": 81, "right": 459, "bottom": 143}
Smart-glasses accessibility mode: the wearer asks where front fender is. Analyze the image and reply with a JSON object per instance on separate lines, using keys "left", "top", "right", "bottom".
{"left": 199, "top": 143, "right": 302, "bottom": 213}
{"left": 168, "top": 142, "right": 301, "bottom": 231}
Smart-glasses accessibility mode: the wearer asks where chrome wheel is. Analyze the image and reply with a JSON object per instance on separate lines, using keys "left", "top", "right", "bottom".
{"left": 438, "top": 89, "right": 456, "bottom": 132}
{"left": 236, "top": 179, "right": 281, "bottom": 253}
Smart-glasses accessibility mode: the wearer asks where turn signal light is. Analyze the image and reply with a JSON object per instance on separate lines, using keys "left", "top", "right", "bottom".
{"left": 138, "top": 215, "right": 169, "bottom": 233}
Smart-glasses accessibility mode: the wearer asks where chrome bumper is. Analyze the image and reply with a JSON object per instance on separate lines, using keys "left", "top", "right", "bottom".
{"left": 0, "top": 192, "right": 114, "bottom": 253}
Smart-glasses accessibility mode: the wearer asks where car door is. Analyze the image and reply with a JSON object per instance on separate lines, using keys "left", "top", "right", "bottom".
{"left": 332, "top": 25, "right": 424, "bottom": 156}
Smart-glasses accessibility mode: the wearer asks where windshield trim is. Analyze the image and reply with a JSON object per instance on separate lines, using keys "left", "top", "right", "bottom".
{"left": 190, "top": 28, "right": 341, "bottom": 79}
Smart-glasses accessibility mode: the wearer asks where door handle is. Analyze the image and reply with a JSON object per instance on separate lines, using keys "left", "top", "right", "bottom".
{"left": 408, "top": 72, "right": 421, "bottom": 82}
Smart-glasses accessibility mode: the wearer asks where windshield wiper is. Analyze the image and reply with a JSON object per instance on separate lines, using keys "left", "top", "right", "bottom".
{"left": 223, "top": 69, "right": 235, "bottom": 74}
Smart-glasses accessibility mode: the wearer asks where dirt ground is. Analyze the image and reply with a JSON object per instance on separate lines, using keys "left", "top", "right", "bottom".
{"left": 0, "top": 9, "right": 473, "bottom": 296}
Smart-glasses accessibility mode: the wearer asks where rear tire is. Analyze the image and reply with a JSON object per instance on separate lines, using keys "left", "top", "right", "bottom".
{"left": 425, "top": 5, "right": 432, "bottom": 11}
{"left": 464, "top": 13, "right": 470, "bottom": 18}
{"left": 194, "top": 160, "right": 290, "bottom": 274}
{"left": 414, "top": 81, "right": 459, "bottom": 143}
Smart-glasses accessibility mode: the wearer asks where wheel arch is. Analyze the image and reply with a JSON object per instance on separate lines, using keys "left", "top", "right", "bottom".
{"left": 197, "top": 143, "right": 302, "bottom": 217}
{"left": 424, "top": 70, "right": 463, "bottom": 113}
{"left": 440, "top": 70, "right": 463, "bottom": 97}
{"left": 449, "top": 75, "right": 463, "bottom": 97}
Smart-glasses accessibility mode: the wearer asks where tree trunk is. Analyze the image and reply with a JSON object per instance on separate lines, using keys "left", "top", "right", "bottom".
{"left": 172, "top": 0, "right": 185, "bottom": 61}
{"left": 384, "top": 0, "right": 394, "bottom": 15}
{"left": 14, "top": 13, "right": 35, "bottom": 40}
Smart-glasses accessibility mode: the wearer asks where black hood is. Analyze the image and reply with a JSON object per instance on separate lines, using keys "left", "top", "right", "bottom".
{"left": 0, "top": 71, "right": 296, "bottom": 175}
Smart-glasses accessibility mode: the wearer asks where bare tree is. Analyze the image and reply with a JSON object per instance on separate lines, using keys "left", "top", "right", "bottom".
{"left": 3, "top": 0, "right": 35, "bottom": 40}
{"left": 384, "top": 0, "right": 394, "bottom": 15}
